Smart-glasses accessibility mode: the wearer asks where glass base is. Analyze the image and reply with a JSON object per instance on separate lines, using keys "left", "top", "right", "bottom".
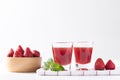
{"left": 63, "top": 64, "right": 71, "bottom": 71}
{"left": 76, "top": 63, "right": 91, "bottom": 70}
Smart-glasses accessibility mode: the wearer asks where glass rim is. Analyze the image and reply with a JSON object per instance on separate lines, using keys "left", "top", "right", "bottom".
{"left": 74, "top": 41, "right": 94, "bottom": 44}
{"left": 73, "top": 41, "right": 94, "bottom": 47}
{"left": 52, "top": 42, "right": 73, "bottom": 47}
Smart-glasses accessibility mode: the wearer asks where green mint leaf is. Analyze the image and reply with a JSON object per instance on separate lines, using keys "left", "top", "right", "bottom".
{"left": 43, "top": 62, "right": 49, "bottom": 70}
{"left": 43, "top": 58, "right": 65, "bottom": 71}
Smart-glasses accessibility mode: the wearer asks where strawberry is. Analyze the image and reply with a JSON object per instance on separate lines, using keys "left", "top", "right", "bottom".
{"left": 13, "top": 45, "right": 24, "bottom": 57}
{"left": 105, "top": 59, "right": 115, "bottom": 70}
{"left": 24, "top": 47, "right": 33, "bottom": 57}
{"left": 7, "top": 48, "right": 14, "bottom": 57}
{"left": 16, "top": 45, "right": 24, "bottom": 54}
{"left": 32, "top": 50, "right": 40, "bottom": 57}
{"left": 94, "top": 58, "right": 105, "bottom": 70}
{"left": 13, "top": 50, "right": 23, "bottom": 57}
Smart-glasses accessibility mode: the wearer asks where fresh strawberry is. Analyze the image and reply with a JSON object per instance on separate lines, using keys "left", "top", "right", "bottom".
{"left": 105, "top": 59, "right": 115, "bottom": 70}
{"left": 94, "top": 58, "right": 105, "bottom": 70}
{"left": 24, "top": 47, "right": 33, "bottom": 57}
{"left": 16, "top": 45, "right": 24, "bottom": 54}
{"left": 32, "top": 50, "right": 40, "bottom": 57}
{"left": 13, "top": 45, "right": 24, "bottom": 57}
{"left": 13, "top": 50, "right": 23, "bottom": 57}
{"left": 7, "top": 48, "right": 14, "bottom": 57}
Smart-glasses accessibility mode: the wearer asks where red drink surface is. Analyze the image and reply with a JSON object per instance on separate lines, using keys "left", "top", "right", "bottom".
{"left": 74, "top": 47, "right": 93, "bottom": 64}
{"left": 52, "top": 47, "right": 72, "bottom": 65}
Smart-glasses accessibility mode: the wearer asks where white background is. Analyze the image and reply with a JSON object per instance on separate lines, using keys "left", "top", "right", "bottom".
{"left": 0, "top": 0, "right": 120, "bottom": 66}
{"left": 0, "top": 0, "right": 120, "bottom": 80}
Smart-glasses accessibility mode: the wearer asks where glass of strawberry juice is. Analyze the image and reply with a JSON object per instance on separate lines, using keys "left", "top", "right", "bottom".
{"left": 52, "top": 42, "right": 73, "bottom": 70}
{"left": 74, "top": 41, "right": 94, "bottom": 70}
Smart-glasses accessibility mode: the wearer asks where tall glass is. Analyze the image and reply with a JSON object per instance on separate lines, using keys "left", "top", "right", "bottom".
{"left": 74, "top": 41, "right": 94, "bottom": 70}
{"left": 52, "top": 42, "right": 73, "bottom": 70}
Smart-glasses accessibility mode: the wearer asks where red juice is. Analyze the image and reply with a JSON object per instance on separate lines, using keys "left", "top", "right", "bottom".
{"left": 74, "top": 47, "right": 93, "bottom": 64}
{"left": 52, "top": 47, "right": 72, "bottom": 65}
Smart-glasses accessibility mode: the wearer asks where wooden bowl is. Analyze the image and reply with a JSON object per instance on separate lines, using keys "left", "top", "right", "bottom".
{"left": 6, "top": 57, "right": 42, "bottom": 72}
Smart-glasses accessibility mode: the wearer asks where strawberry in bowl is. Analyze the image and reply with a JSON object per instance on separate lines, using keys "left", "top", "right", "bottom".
{"left": 6, "top": 45, "right": 42, "bottom": 72}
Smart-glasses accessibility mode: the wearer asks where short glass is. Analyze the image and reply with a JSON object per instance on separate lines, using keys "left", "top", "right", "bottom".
{"left": 73, "top": 41, "right": 94, "bottom": 70}
{"left": 52, "top": 42, "right": 73, "bottom": 70}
